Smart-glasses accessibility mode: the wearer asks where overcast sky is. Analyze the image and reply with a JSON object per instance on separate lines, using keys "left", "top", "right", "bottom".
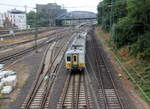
{"left": 0, "top": 0, "right": 101, "bottom": 13}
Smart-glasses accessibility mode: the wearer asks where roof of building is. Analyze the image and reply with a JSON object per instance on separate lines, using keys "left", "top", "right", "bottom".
{"left": 56, "top": 11, "right": 96, "bottom": 20}
{"left": 8, "top": 9, "right": 25, "bottom": 14}
{"left": 37, "top": 3, "right": 57, "bottom": 6}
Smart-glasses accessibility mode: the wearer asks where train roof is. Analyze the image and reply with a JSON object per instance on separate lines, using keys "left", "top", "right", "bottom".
{"left": 66, "top": 49, "right": 84, "bottom": 54}
{"left": 66, "top": 31, "right": 87, "bottom": 54}
{"left": 71, "top": 32, "right": 86, "bottom": 47}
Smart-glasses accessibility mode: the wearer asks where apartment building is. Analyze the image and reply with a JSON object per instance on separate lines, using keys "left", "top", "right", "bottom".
{"left": 0, "top": 9, "right": 27, "bottom": 30}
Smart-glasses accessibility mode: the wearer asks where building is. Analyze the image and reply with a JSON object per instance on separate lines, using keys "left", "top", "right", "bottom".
{"left": 8, "top": 9, "right": 27, "bottom": 29}
{"left": 0, "top": 9, "right": 27, "bottom": 30}
{"left": 56, "top": 11, "right": 97, "bottom": 26}
{"left": 36, "top": 3, "right": 66, "bottom": 17}
{"left": 36, "top": 3, "right": 67, "bottom": 26}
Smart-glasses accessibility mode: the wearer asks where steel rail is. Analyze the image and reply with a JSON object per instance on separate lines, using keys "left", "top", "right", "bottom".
{"left": 83, "top": 72, "right": 91, "bottom": 109}
{"left": 60, "top": 73, "right": 72, "bottom": 109}
{"left": 22, "top": 30, "right": 77, "bottom": 109}
{"left": 20, "top": 29, "right": 75, "bottom": 109}
{"left": 91, "top": 33, "right": 125, "bottom": 109}
{"left": 58, "top": 35, "right": 79, "bottom": 109}
{"left": 39, "top": 64, "right": 59, "bottom": 109}
{"left": 75, "top": 73, "right": 82, "bottom": 109}
{"left": 59, "top": 72, "right": 91, "bottom": 109}
{"left": 0, "top": 28, "right": 68, "bottom": 51}
{"left": 95, "top": 36, "right": 125, "bottom": 109}
{"left": 23, "top": 43, "right": 55, "bottom": 109}
{"left": 24, "top": 38, "right": 67, "bottom": 109}
{"left": 39, "top": 39, "right": 68, "bottom": 109}
{"left": 72, "top": 72, "right": 76, "bottom": 109}
{"left": 0, "top": 36, "right": 62, "bottom": 64}
{"left": 91, "top": 36, "right": 109, "bottom": 109}
{"left": 20, "top": 42, "right": 51, "bottom": 107}
{"left": 24, "top": 41, "right": 60, "bottom": 109}
{"left": 0, "top": 27, "right": 59, "bottom": 39}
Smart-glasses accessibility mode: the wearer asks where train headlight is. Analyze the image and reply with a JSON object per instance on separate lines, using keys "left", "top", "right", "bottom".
{"left": 79, "top": 63, "right": 85, "bottom": 67}
{"left": 66, "top": 63, "right": 71, "bottom": 68}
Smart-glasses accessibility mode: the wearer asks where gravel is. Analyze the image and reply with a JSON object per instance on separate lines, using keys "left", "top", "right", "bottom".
{"left": 47, "top": 63, "right": 69, "bottom": 109}
{"left": 8, "top": 47, "right": 47, "bottom": 109}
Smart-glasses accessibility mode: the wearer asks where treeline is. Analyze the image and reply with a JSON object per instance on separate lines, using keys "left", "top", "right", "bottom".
{"left": 27, "top": 11, "right": 50, "bottom": 28}
{"left": 97, "top": 0, "right": 150, "bottom": 59}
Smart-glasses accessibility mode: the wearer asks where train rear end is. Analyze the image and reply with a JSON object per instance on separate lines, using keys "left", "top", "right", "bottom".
{"left": 65, "top": 51, "right": 85, "bottom": 72}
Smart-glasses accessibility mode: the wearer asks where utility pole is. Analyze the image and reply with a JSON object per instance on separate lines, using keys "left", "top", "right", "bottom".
{"left": 112, "top": 0, "right": 114, "bottom": 25}
{"left": 108, "top": 0, "right": 113, "bottom": 28}
{"left": 25, "top": 5, "right": 27, "bottom": 30}
{"left": 109, "top": 3, "right": 112, "bottom": 28}
{"left": 34, "top": 7, "right": 38, "bottom": 53}
{"left": 110, "top": 2, "right": 112, "bottom": 27}
{"left": 35, "top": 26, "right": 38, "bottom": 53}
{"left": 25, "top": 5, "right": 27, "bottom": 13}
{"left": 101, "top": 5, "right": 103, "bottom": 25}
{"left": 111, "top": 0, "right": 114, "bottom": 26}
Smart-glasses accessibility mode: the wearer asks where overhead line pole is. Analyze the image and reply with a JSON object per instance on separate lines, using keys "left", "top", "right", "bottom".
{"left": 25, "top": 5, "right": 27, "bottom": 30}
{"left": 34, "top": 7, "right": 38, "bottom": 53}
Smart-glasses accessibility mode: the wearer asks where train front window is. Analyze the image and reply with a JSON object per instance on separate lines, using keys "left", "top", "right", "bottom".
{"left": 74, "top": 56, "right": 77, "bottom": 62}
{"left": 67, "top": 56, "right": 71, "bottom": 61}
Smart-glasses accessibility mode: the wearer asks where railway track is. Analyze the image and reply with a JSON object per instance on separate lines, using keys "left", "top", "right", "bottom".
{"left": 0, "top": 28, "right": 74, "bottom": 65}
{"left": 0, "top": 28, "right": 67, "bottom": 50}
{"left": 87, "top": 31, "right": 125, "bottom": 109}
{"left": 57, "top": 72, "right": 92, "bottom": 109}
{"left": 0, "top": 27, "right": 64, "bottom": 36}
{"left": 20, "top": 32, "right": 73, "bottom": 109}
{"left": 0, "top": 36, "right": 60, "bottom": 64}
{"left": 0, "top": 29, "right": 34, "bottom": 35}
{"left": 0, "top": 27, "right": 61, "bottom": 40}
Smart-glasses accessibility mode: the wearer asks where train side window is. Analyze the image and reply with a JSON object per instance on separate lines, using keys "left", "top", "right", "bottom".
{"left": 74, "top": 56, "right": 77, "bottom": 62}
{"left": 67, "top": 56, "right": 71, "bottom": 61}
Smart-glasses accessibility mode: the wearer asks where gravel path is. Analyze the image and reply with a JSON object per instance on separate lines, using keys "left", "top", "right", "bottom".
{"left": 8, "top": 47, "right": 47, "bottom": 109}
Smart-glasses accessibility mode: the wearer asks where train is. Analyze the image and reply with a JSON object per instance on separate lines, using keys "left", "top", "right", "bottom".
{"left": 65, "top": 31, "right": 87, "bottom": 71}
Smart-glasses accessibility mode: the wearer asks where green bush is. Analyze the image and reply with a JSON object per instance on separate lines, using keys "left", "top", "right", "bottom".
{"left": 129, "top": 32, "right": 150, "bottom": 58}
{"left": 97, "top": 0, "right": 127, "bottom": 31}
{"left": 111, "top": 17, "right": 137, "bottom": 48}
{"left": 109, "top": 0, "right": 150, "bottom": 59}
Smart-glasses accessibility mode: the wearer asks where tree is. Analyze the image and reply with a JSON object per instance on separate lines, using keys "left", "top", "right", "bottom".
{"left": 97, "top": 0, "right": 150, "bottom": 58}
{"left": 27, "top": 11, "right": 50, "bottom": 28}
{"left": 111, "top": 0, "right": 150, "bottom": 58}
{"left": 36, "top": 11, "right": 49, "bottom": 27}
{"left": 27, "top": 11, "right": 36, "bottom": 28}
{"left": 97, "top": 0, "right": 127, "bottom": 31}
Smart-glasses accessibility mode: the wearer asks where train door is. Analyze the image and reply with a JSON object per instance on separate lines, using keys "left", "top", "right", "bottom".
{"left": 72, "top": 53, "right": 78, "bottom": 67}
